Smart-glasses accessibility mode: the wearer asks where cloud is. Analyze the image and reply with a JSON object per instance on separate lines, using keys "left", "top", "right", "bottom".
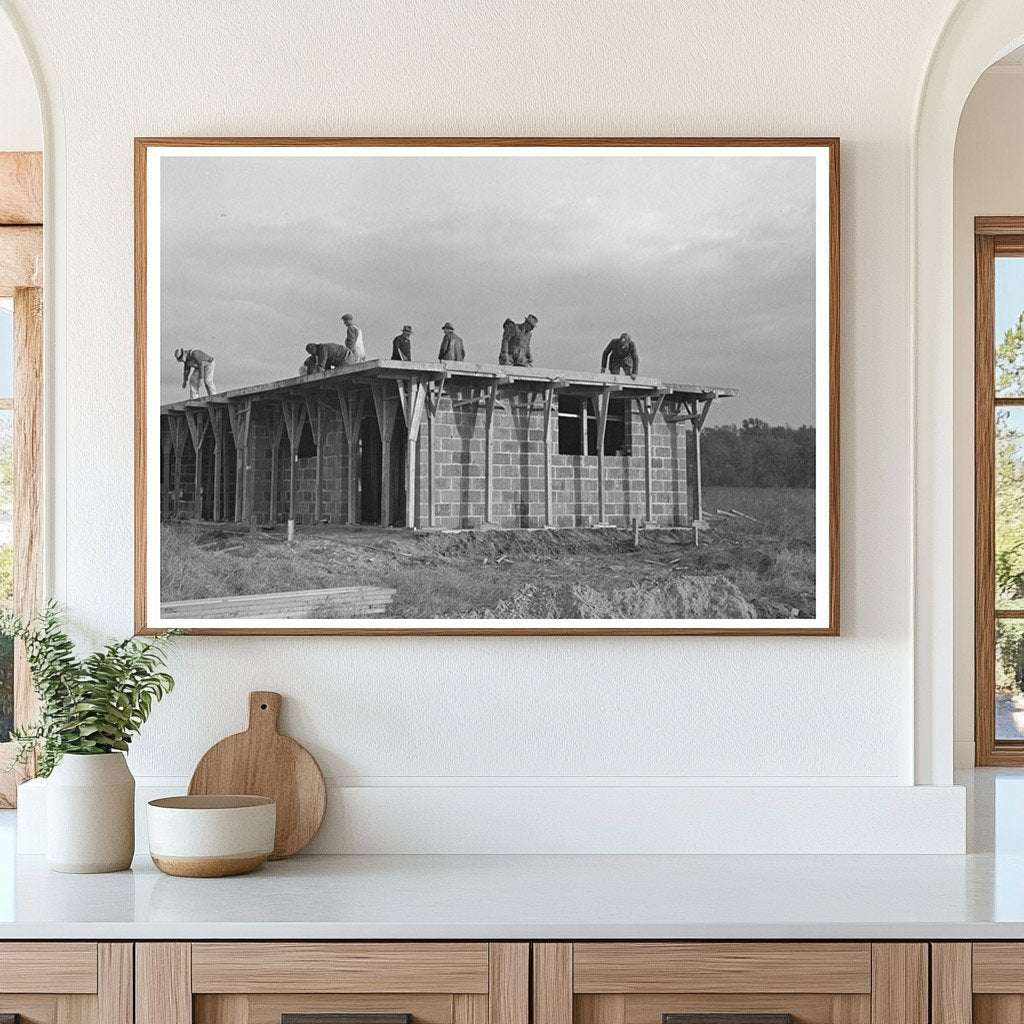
{"left": 158, "top": 150, "right": 819, "bottom": 424}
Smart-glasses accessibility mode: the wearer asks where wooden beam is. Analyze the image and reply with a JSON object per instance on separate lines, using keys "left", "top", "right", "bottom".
{"left": 425, "top": 379, "right": 446, "bottom": 528}
{"left": 0, "top": 225, "right": 42, "bottom": 295}
{"left": 304, "top": 396, "right": 328, "bottom": 523}
{"left": 371, "top": 381, "right": 399, "bottom": 528}
{"left": 280, "top": 399, "right": 307, "bottom": 526}
{"left": 483, "top": 382, "right": 499, "bottom": 524}
{"left": 542, "top": 385, "right": 555, "bottom": 527}
{"left": 0, "top": 153, "right": 42, "bottom": 225}
{"left": 594, "top": 387, "right": 613, "bottom": 525}
{"left": 227, "top": 398, "right": 254, "bottom": 523}
{"left": 636, "top": 393, "right": 666, "bottom": 524}
{"left": 167, "top": 414, "right": 189, "bottom": 518}
{"left": 184, "top": 408, "right": 210, "bottom": 519}
{"left": 397, "top": 379, "right": 427, "bottom": 528}
{"left": 267, "top": 405, "right": 285, "bottom": 524}
{"left": 206, "top": 405, "right": 227, "bottom": 522}
{"left": 337, "top": 387, "right": 365, "bottom": 526}
{"left": 160, "top": 419, "right": 173, "bottom": 519}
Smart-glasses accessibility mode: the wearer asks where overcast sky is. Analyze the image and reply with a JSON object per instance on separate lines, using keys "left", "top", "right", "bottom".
{"left": 159, "top": 150, "right": 818, "bottom": 426}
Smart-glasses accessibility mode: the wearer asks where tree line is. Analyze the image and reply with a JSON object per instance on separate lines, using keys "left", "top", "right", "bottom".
{"left": 700, "top": 419, "right": 815, "bottom": 488}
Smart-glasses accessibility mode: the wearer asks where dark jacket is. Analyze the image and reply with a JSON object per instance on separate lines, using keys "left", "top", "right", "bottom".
{"left": 601, "top": 337, "right": 640, "bottom": 375}
{"left": 313, "top": 342, "right": 350, "bottom": 371}
{"left": 392, "top": 334, "right": 412, "bottom": 361}
{"left": 438, "top": 331, "right": 465, "bottom": 361}
{"left": 181, "top": 348, "right": 213, "bottom": 386}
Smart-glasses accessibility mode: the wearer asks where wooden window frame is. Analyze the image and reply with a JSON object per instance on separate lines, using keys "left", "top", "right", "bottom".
{"left": 0, "top": 151, "right": 44, "bottom": 806}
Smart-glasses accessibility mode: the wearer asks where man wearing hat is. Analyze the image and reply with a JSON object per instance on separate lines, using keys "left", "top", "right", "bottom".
{"left": 497, "top": 318, "right": 517, "bottom": 365}
{"left": 511, "top": 314, "right": 538, "bottom": 366}
{"left": 601, "top": 332, "right": 640, "bottom": 380}
{"left": 391, "top": 325, "right": 413, "bottom": 361}
{"left": 305, "top": 340, "right": 351, "bottom": 372}
{"left": 341, "top": 313, "right": 366, "bottom": 362}
{"left": 438, "top": 322, "right": 465, "bottom": 362}
{"left": 175, "top": 346, "right": 217, "bottom": 398}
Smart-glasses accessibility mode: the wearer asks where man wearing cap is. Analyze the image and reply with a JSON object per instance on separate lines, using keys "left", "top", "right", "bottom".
{"left": 601, "top": 332, "right": 640, "bottom": 380}
{"left": 392, "top": 325, "right": 413, "bottom": 361}
{"left": 498, "top": 318, "right": 517, "bottom": 365}
{"left": 305, "top": 341, "right": 351, "bottom": 372}
{"left": 511, "top": 314, "right": 538, "bottom": 366}
{"left": 438, "top": 322, "right": 465, "bottom": 362}
{"left": 341, "top": 313, "right": 366, "bottom": 362}
{"left": 175, "top": 347, "right": 217, "bottom": 398}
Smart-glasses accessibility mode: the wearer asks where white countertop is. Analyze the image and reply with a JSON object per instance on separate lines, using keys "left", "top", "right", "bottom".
{"left": 0, "top": 849, "right": 1022, "bottom": 940}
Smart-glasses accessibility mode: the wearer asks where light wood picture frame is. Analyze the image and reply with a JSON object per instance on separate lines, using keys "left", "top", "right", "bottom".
{"left": 135, "top": 137, "right": 839, "bottom": 636}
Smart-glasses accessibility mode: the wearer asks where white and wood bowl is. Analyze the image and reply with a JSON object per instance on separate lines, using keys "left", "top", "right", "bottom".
{"left": 147, "top": 795, "right": 276, "bottom": 877}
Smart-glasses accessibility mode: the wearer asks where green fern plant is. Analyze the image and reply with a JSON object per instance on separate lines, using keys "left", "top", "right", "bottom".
{"left": 0, "top": 603, "right": 179, "bottom": 777}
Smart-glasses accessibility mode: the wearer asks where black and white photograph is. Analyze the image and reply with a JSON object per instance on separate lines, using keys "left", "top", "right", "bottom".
{"left": 136, "top": 139, "right": 838, "bottom": 634}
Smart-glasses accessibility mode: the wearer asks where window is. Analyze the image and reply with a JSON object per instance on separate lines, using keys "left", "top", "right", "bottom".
{"left": 557, "top": 395, "right": 632, "bottom": 456}
{"left": 975, "top": 221, "right": 1024, "bottom": 764}
{"left": 297, "top": 420, "right": 317, "bottom": 459}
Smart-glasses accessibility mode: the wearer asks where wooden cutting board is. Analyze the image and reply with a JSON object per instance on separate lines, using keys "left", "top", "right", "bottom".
{"left": 188, "top": 691, "right": 327, "bottom": 859}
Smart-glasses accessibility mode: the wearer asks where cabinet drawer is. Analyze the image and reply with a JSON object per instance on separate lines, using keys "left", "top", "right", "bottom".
{"left": 534, "top": 944, "right": 925, "bottom": 1024}
{"left": 0, "top": 942, "right": 99, "bottom": 994}
{"left": 139, "top": 943, "right": 528, "bottom": 1024}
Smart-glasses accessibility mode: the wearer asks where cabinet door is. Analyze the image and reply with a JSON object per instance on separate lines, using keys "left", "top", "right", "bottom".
{"left": 0, "top": 943, "right": 131, "bottom": 1024}
{"left": 534, "top": 944, "right": 927, "bottom": 1024}
{"left": 941, "top": 943, "right": 1024, "bottom": 1024}
{"left": 137, "top": 943, "right": 528, "bottom": 1024}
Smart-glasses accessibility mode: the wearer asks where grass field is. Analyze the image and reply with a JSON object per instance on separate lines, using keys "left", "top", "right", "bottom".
{"left": 161, "top": 485, "right": 816, "bottom": 620}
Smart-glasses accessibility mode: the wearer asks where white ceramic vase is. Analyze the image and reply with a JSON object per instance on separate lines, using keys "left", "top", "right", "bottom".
{"left": 46, "top": 752, "right": 135, "bottom": 873}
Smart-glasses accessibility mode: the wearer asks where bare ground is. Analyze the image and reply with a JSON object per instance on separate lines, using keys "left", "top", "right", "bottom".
{"left": 161, "top": 486, "right": 816, "bottom": 620}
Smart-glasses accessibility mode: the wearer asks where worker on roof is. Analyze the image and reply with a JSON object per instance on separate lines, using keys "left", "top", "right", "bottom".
{"left": 341, "top": 313, "right": 366, "bottom": 362}
{"left": 175, "top": 347, "right": 217, "bottom": 399}
{"left": 510, "top": 314, "right": 538, "bottom": 366}
{"left": 438, "top": 321, "right": 465, "bottom": 362}
{"left": 601, "top": 333, "right": 640, "bottom": 380}
{"left": 392, "top": 325, "right": 413, "bottom": 361}
{"left": 305, "top": 341, "right": 352, "bottom": 372}
{"left": 498, "top": 318, "right": 517, "bottom": 365}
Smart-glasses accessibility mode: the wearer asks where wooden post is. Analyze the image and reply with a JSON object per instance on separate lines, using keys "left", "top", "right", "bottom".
{"left": 483, "top": 381, "right": 499, "bottom": 524}
{"left": 337, "top": 387, "right": 365, "bottom": 525}
{"left": 160, "top": 419, "right": 173, "bottom": 519}
{"left": 690, "top": 394, "right": 714, "bottom": 529}
{"left": 267, "top": 404, "right": 285, "bottom": 523}
{"left": 206, "top": 406, "right": 225, "bottom": 521}
{"left": 184, "top": 408, "right": 210, "bottom": 519}
{"left": 304, "top": 397, "right": 327, "bottom": 523}
{"left": 637, "top": 393, "right": 665, "bottom": 524}
{"left": 280, "top": 400, "right": 307, "bottom": 526}
{"left": 424, "top": 377, "right": 446, "bottom": 528}
{"left": 397, "top": 377, "right": 428, "bottom": 528}
{"left": 371, "top": 381, "right": 399, "bottom": 527}
{"left": 542, "top": 385, "right": 555, "bottom": 528}
{"left": 226, "top": 399, "right": 253, "bottom": 523}
{"left": 594, "top": 387, "right": 613, "bottom": 525}
{"left": 168, "top": 414, "right": 189, "bottom": 518}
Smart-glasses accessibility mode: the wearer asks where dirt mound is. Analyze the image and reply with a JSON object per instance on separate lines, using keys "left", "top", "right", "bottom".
{"left": 484, "top": 574, "right": 759, "bottom": 620}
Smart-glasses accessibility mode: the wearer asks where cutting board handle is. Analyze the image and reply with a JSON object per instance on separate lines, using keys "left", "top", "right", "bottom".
{"left": 248, "top": 691, "right": 282, "bottom": 734}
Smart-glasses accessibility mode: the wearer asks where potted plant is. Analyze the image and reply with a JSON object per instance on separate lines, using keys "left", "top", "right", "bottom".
{"left": 2, "top": 603, "right": 178, "bottom": 873}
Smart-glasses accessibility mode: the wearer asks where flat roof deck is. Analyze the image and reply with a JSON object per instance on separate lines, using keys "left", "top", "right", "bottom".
{"left": 161, "top": 359, "right": 738, "bottom": 413}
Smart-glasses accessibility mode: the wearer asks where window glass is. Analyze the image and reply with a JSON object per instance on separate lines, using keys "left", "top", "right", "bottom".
{"left": 996, "top": 406, "right": 1024, "bottom": 610}
{"left": 996, "top": 257, "right": 1024, "bottom": 397}
{"left": 0, "top": 307, "right": 13, "bottom": 399}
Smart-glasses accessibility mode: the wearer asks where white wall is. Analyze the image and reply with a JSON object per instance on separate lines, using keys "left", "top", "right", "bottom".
{"left": 0, "top": 0, "right": 972, "bottom": 852}
{"left": 952, "top": 66, "right": 1024, "bottom": 767}
{"left": 0, "top": 13, "right": 39, "bottom": 151}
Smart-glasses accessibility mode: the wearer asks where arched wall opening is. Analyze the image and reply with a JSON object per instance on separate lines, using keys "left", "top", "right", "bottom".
{"left": 914, "top": 1, "right": 1024, "bottom": 784}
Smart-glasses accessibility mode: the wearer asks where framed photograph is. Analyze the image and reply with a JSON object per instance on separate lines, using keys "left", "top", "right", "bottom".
{"left": 135, "top": 137, "right": 838, "bottom": 636}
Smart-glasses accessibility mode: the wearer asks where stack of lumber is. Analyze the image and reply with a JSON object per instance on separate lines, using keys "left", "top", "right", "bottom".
{"left": 162, "top": 585, "right": 395, "bottom": 619}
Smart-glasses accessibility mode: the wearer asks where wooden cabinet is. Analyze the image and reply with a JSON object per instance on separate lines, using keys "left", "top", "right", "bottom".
{"left": 532, "top": 944, "right": 928, "bottom": 1024}
{"left": 932, "top": 943, "right": 1024, "bottom": 1024}
{"left": 0, "top": 943, "right": 132, "bottom": 1024}
{"left": 136, "top": 944, "right": 528, "bottom": 1024}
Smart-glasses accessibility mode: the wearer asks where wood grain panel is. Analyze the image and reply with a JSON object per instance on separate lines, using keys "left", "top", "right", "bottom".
{"left": 0, "top": 943, "right": 97, "bottom": 994}
{"left": 972, "top": 944, "right": 1024, "bottom": 992}
{"left": 974, "top": 995, "right": 1024, "bottom": 1024}
{"left": 195, "top": 995, "right": 248, "bottom": 1024}
{"left": 0, "top": 995, "right": 60, "bottom": 1024}
{"left": 56, "top": 993, "right": 95, "bottom": 1024}
{"left": 453, "top": 995, "right": 487, "bottom": 1024}
{"left": 239, "top": 994, "right": 453, "bottom": 1024}
{"left": 870, "top": 945, "right": 927, "bottom": 1024}
{"left": 534, "top": 944, "right": 572, "bottom": 1024}
{"left": 0, "top": 226, "right": 42, "bottom": 295}
{"left": 931, "top": 944, "right": 971, "bottom": 1024}
{"left": 98, "top": 945, "right": 132, "bottom": 1024}
{"left": 488, "top": 944, "right": 528, "bottom": 1024}
{"left": 573, "top": 944, "right": 872, "bottom": 994}
{"left": 0, "top": 152, "right": 42, "bottom": 225}
{"left": 622, "top": 994, "right": 870, "bottom": 1024}
{"left": 136, "top": 943, "right": 192, "bottom": 1024}
{"left": 576, "top": 996, "right": 625, "bottom": 1024}
{"left": 192, "top": 944, "right": 489, "bottom": 994}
